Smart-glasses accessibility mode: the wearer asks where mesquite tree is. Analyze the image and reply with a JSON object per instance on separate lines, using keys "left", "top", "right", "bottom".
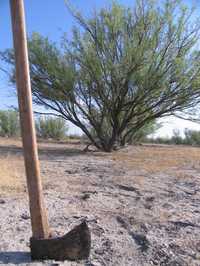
{"left": 2, "top": 0, "right": 200, "bottom": 151}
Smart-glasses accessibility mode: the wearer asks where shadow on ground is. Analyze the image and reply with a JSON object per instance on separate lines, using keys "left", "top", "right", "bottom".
{"left": 0, "top": 143, "right": 107, "bottom": 160}
{"left": 0, "top": 252, "right": 31, "bottom": 264}
{"left": 0, "top": 144, "right": 85, "bottom": 159}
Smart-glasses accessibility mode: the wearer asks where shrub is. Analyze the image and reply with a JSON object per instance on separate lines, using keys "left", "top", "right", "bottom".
{"left": 68, "top": 134, "right": 82, "bottom": 140}
{"left": 148, "top": 128, "right": 200, "bottom": 146}
{"left": 184, "top": 129, "right": 200, "bottom": 146}
{"left": 36, "top": 116, "right": 68, "bottom": 140}
{"left": 0, "top": 110, "right": 20, "bottom": 137}
{"left": 170, "top": 129, "right": 183, "bottom": 145}
{"left": 128, "top": 122, "right": 161, "bottom": 144}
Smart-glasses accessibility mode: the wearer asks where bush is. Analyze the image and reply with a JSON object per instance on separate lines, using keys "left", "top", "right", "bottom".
{"left": 148, "top": 128, "right": 200, "bottom": 146}
{"left": 0, "top": 110, "right": 20, "bottom": 137}
{"left": 129, "top": 122, "right": 161, "bottom": 144}
{"left": 68, "top": 134, "right": 82, "bottom": 140}
{"left": 36, "top": 116, "right": 68, "bottom": 140}
{"left": 170, "top": 129, "right": 183, "bottom": 145}
{"left": 149, "top": 137, "right": 171, "bottom": 145}
{"left": 184, "top": 129, "right": 200, "bottom": 146}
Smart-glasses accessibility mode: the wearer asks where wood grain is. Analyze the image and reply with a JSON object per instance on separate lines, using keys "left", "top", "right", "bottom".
{"left": 10, "top": 0, "right": 50, "bottom": 239}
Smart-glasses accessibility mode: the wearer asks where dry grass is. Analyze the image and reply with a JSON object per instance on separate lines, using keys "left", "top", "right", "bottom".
{"left": 0, "top": 155, "right": 25, "bottom": 194}
{"left": 1, "top": 138, "right": 200, "bottom": 194}
{"left": 112, "top": 144, "right": 200, "bottom": 174}
{"left": 0, "top": 137, "right": 22, "bottom": 147}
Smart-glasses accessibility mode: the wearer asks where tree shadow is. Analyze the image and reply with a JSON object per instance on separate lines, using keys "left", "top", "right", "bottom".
{"left": 0, "top": 144, "right": 85, "bottom": 158}
{"left": 0, "top": 143, "right": 107, "bottom": 160}
{"left": 0, "top": 252, "right": 31, "bottom": 264}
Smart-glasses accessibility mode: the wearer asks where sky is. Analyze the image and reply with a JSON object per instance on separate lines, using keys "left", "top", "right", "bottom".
{"left": 0, "top": 0, "right": 200, "bottom": 136}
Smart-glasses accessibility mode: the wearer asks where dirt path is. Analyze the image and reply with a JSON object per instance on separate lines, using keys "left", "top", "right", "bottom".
{"left": 0, "top": 139, "right": 200, "bottom": 265}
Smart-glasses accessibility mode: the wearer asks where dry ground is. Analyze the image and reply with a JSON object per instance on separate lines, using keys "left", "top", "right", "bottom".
{"left": 0, "top": 138, "right": 200, "bottom": 265}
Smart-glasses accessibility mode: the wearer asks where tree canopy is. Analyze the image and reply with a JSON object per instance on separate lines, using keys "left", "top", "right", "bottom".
{"left": 1, "top": 0, "right": 200, "bottom": 151}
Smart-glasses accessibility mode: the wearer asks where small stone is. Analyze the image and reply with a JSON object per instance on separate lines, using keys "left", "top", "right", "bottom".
{"left": 95, "top": 248, "right": 104, "bottom": 255}
{"left": 16, "top": 226, "right": 23, "bottom": 232}
{"left": 81, "top": 193, "right": 90, "bottom": 200}
{"left": 21, "top": 213, "right": 30, "bottom": 220}
{"left": 129, "top": 217, "right": 136, "bottom": 225}
{"left": 65, "top": 170, "right": 73, "bottom": 174}
{"left": 83, "top": 166, "right": 92, "bottom": 172}
{"left": 130, "top": 232, "right": 150, "bottom": 252}
{"left": 0, "top": 199, "right": 6, "bottom": 204}
{"left": 145, "top": 196, "right": 155, "bottom": 202}
{"left": 162, "top": 203, "right": 173, "bottom": 209}
{"left": 144, "top": 203, "right": 152, "bottom": 210}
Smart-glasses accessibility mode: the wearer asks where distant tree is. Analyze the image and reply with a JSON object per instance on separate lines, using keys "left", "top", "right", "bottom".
{"left": 0, "top": 110, "right": 20, "bottom": 137}
{"left": 36, "top": 116, "right": 68, "bottom": 140}
{"left": 171, "top": 129, "right": 183, "bottom": 145}
{"left": 1, "top": 0, "right": 200, "bottom": 151}
{"left": 184, "top": 128, "right": 200, "bottom": 145}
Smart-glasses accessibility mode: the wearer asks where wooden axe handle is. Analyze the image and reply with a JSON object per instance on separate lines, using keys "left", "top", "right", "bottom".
{"left": 10, "top": 0, "right": 50, "bottom": 239}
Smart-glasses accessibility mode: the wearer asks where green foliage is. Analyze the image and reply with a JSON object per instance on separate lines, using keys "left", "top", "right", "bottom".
{"left": 36, "top": 116, "right": 68, "bottom": 140}
{"left": 170, "top": 129, "right": 183, "bottom": 145}
{"left": 184, "top": 129, "right": 200, "bottom": 145}
{"left": 128, "top": 121, "right": 161, "bottom": 143}
{"left": 0, "top": 110, "right": 20, "bottom": 137}
{"left": 1, "top": 0, "right": 200, "bottom": 151}
{"left": 150, "top": 128, "right": 200, "bottom": 146}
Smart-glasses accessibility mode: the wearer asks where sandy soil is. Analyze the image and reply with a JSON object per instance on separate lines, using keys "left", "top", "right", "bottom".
{"left": 0, "top": 138, "right": 200, "bottom": 265}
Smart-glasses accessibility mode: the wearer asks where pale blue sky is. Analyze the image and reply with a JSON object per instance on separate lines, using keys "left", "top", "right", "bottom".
{"left": 0, "top": 0, "right": 200, "bottom": 136}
